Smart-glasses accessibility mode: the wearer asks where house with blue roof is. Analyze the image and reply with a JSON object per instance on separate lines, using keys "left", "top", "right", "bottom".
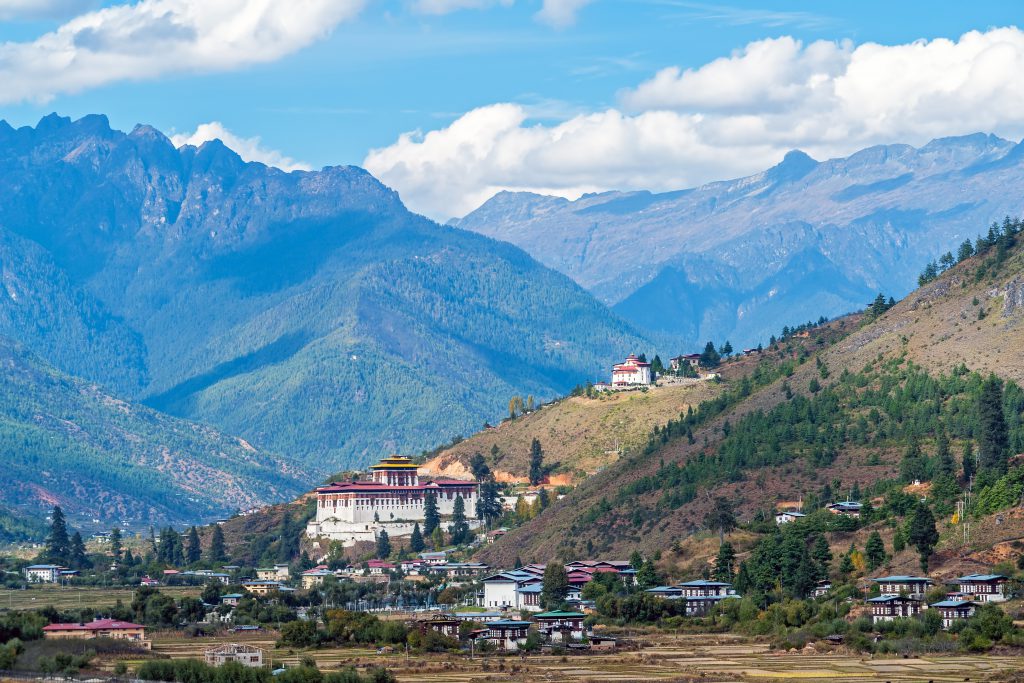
{"left": 929, "top": 599, "right": 979, "bottom": 629}
{"left": 481, "top": 571, "right": 543, "bottom": 611}
{"left": 866, "top": 594, "right": 923, "bottom": 624}
{"left": 483, "top": 619, "right": 533, "bottom": 651}
{"left": 872, "top": 575, "right": 933, "bottom": 598}
{"left": 950, "top": 574, "right": 1009, "bottom": 603}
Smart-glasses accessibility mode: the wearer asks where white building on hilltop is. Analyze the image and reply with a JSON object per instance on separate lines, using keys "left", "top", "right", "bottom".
{"left": 306, "top": 455, "right": 480, "bottom": 547}
{"left": 612, "top": 354, "right": 652, "bottom": 387}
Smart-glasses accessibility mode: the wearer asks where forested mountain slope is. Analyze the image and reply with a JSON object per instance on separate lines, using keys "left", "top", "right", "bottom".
{"left": 0, "top": 114, "right": 648, "bottom": 474}
{"left": 477, "top": 224, "right": 1024, "bottom": 566}
{"left": 0, "top": 336, "right": 305, "bottom": 532}
{"left": 455, "top": 135, "right": 1024, "bottom": 350}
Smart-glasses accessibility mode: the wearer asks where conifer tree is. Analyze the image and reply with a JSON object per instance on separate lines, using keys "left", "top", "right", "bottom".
{"left": 109, "top": 528, "right": 123, "bottom": 562}
{"left": 541, "top": 562, "right": 569, "bottom": 608}
{"left": 908, "top": 503, "right": 939, "bottom": 572}
{"left": 410, "top": 523, "right": 425, "bottom": 553}
{"left": 978, "top": 375, "right": 1009, "bottom": 475}
{"left": 630, "top": 550, "right": 644, "bottom": 570}
{"left": 528, "top": 439, "right": 545, "bottom": 486}
{"left": 811, "top": 535, "right": 832, "bottom": 580}
{"left": 865, "top": 531, "right": 886, "bottom": 570}
{"left": 477, "top": 481, "right": 503, "bottom": 526}
{"left": 934, "top": 430, "right": 955, "bottom": 477}
{"left": 637, "top": 559, "right": 660, "bottom": 588}
{"left": 449, "top": 495, "right": 470, "bottom": 545}
{"left": 892, "top": 527, "right": 906, "bottom": 553}
{"left": 185, "top": 526, "right": 202, "bottom": 565}
{"left": 714, "top": 542, "right": 736, "bottom": 582}
{"left": 962, "top": 442, "right": 976, "bottom": 482}
{"left": 423, "top": 492, "right": 440, "bottom": 536}
{"left": 44, "top": 506, "right": 71, "bottom": 565}
{"left": 431, "top": 526, "right": 445, "bottom": 550}
{"left": 376, "top": 530, "right": 391, "bottom": 559}
{"left": 69, "top": 531, "right": 90, "bottom": 569}
{"left": 469, "top": 453, "right": 491, "bottom": 481}
{"left": 208, "top": 525, "right": 227, "bottom": 563}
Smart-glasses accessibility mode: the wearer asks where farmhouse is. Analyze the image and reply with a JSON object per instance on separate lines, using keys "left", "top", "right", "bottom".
{"left": 670, "top": 354, "right": 701, "bottom": 371}
{"left": 826, "top": 501, "right": 863, "bottom": 517}
{"left": 929, "top": 599, "right": 979, "bottom": 629}
{"left": 483, "top": 620, "right": 532, "bottom": 651}
{"left": 306, "top": 455, "right": 480, "bottom": 546}
{"left": 867, "top": 595, "right": 923, "bottom": 624}
{"left": 612, "top": 354, "right": 652, "bottom": 387}
{"left": 775, "top": 511, "right": 806, "bottom": 524}
{"left": 205, "top": 644, "right": 264, "bottom": 667}
{"left": 534, "top": 611, "right": 586, "bottom": 643}
{"left": 301, "top": 567, "right": 333, "bottom": 589}
{"left": 872, "top": 575, "right": 934, "bottom": 599}
{"left": 24, "top": 564, "right": 62, "bottom": 583}
{"left": 43, "top": 619, "right": 149, "bottom": 649}
{"left": 412, "top": 615, "right": 461, "bottom": 639}
{"left": 951, "top": 574, "right": 1008, "bottom": 603}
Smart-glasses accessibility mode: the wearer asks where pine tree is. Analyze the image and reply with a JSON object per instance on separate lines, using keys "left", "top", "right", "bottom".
{"left": 637, "top": 559, "right": 660, "bottom": 588}
{"left": 839, "top": 552, "right": 854, "bottom": 576}
{"left": 865, "top": 531, "right": 886, "bottom": 570}
{"left": 469, "top": 453, "right": 491, "bottom": 481}
{"left": 208, "top": 525, "right": 227, "bottom": 563}
{"left": 44, "top": 506, "right": 71, "bottom": 564}
{"left": 978, "top": 375, "right": 1009, "bottom": 475}
{"left": 908, "top": 503, "right": 939, "bottom": 572}
{"left": 704, "top": 498, "right": 736, "bottom": 542}
{"left": 69, "top": 531, "right": 90, "bottom": 569}
{"left": 185, "top": 526, "right": 202, "bottom": 565}
{"left": 541, "top": 562, "right": 569, "bottom": 608}
{"left": 528, "top": 439, "right": 545, "bottom": 486}
{"left": 962, "top": 442, "right": 976, "bottom": 482}
{"left": 477, "top": 481, "right": 503, "bottom": 526}
{"left": 629, "top": 550, "right": 644, "bottom": 570}
{"left": 934, "top": 430, "right": 955, "bottom": 477}
{"left": 714, "top": 542, "right": 736, "bottom": 582}
{"left": 811, "top": 535, "right": 832, "bottom": 579}
{"left": 423, "top": 492, "right": 440, "bottom": 536}
{"left": 376, "top": 530, "right": 391, "bottom": 559}
{"left": 431, "top": 526, "right": 445, "bottom": 550}
{"left": 700, "top": 341, "right": 721, "bottom": 368}
{"left": 123, "top": 549, "right": 135, "bottom": 566}
{"left": 109, "top": 528, "right": 123, "bottom": 562}
{"left": 410, "top": 523, "right": 425, "bottom": 553}
{"left": 449, "top": 495, "right": 470, "bottom": 545}
{"left": 892, "top": 527, "right": 906, "bottom": 553}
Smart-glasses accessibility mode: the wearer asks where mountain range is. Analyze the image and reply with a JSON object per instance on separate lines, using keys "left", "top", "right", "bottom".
{"left": 0, "top": 113, "right": 650, "bottom": 527}
{"left": 454, "top": 133, "right": 1024, "bottom": 350}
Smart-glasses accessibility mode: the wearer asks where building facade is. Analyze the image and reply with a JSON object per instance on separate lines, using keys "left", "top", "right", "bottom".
{"left": 867, "top": 595, "right": 923, "bottom": 624}
{"left": 306, "top": 456, "right": 480, "bottom": 546}
{"left": 952, "top": 574, "right": 1008, "bottom": 603}
{"left": 930, "top": 599, "right": 978, "bottom": 629}
{"left": 612, "top": 354, "right": 652, "bottom": 386}
{"left": 205, "top": 644, "right": 264, "bottom": 667}
{"left": 872, "top": 576, "right": 934, "bottom": 599}
{"left": 43, "top": 620, "right": 149, "bottom": 648}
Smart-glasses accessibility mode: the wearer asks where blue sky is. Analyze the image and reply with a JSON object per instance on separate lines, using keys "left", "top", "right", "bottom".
{"left": 1, "top": 1, "right": 1022, "bottom": 218}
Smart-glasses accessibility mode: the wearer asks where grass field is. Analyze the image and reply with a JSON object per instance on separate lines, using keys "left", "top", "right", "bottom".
{"left": 1, "top": 585, "right": 201, "bottom": 611}
{"left": 142, "top": 631, "right": 1024, "bottom": 682}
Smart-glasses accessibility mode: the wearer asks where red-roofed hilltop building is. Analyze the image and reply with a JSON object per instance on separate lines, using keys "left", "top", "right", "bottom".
{"left": 611, "top": 354, "right": 652, "bottom": 387}
{"left": 43, "top": 619, "right": 149, "bottom": 649}
{"left": 306, "top": 455, "right": 480, "bottom": 546}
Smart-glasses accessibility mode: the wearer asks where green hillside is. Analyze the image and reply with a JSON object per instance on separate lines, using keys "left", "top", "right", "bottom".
{"left": 0, "top": 336, "right": 305, "bottom": 532}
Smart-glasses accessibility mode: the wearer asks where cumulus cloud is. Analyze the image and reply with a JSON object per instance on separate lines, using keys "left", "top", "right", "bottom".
{"left": 171, "top": 121, "right": 312, "bottom": 172}
{"left": 535, "top": 0, "right": 593, "bottom": 27}
{"left": 0, "top": 0, "right": 366, "bottom": 104}
{"left": 365, "top": 27, "right": 1024, "bottom": 220}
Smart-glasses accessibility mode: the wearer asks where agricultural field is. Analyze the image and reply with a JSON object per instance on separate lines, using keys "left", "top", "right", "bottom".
{"left": 144, "top": 631, "right": 1024, "bottom": 682}
{"left": 1, "top": 585, "right": 201, "bottom": 611}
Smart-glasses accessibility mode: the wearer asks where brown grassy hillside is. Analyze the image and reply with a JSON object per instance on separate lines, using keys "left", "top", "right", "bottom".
{"left": 475, "top": 241, "right": 1024, "bottom": 568}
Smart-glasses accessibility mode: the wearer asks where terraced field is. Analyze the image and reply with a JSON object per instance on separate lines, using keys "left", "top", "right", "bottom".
{"left": 1, "top": 585, "right": 201, "bottom": 611}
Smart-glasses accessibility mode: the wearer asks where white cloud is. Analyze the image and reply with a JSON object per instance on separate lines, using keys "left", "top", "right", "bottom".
{"left": 535, "top": 0, "right": 593, "bottom": 27}
{"left": 171, "top": 121, "right": 312, "bottom": 172}
{"left": 365, "top": 27, "right": 1024, "bottom": 220}
{"left": 0, "top": 0, "right": 366, "bottom": 104}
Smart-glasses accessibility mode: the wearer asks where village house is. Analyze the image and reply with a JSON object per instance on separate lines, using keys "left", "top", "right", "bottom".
{"left": 43, "top": 619, "right": 149, "bottom": 649}
{"left": 872, "top": 575, "right": 934, "bottom": 599}
{"left": 205, "top": 644, "right": 264, "bottom": 668}
{"left": 412, "top": 615, "right": 461, "bottom": 639}
{"left": 775, "top": 511, "right": 806, "bottom": 524}
{"left": 242, "top": 580, "right": 283, "bottom": 596}
{"left": 670, "top": 354, "right": 701, "bottom": 372}
{"left": 182, "top": 570, "right": 230, "bottom": 585}
{"left": 481, "top": 570, "right": 543, "bottom": 611}
{"left": 534, "top": 611, "right": 586, "bottom": 643}
{"left": 483, "top": 620, "right": 532, "bottom": 652}
{"left": 23, "top": 564, "right": 62, "bottom": 583}
{"left": 306, "top": 455, "right": 481, "bottom": 546}
{"left": 677, "top": 580, "right": 732, "bottom": 597}
{"left": 301, "top": 566, "right": 333, "bottom": 589}
{"left": 419, "top": 551, "right": 448, "bottom": 565}
{"left": 255, "top": 566, "right": 290, "bottom": 582}
{"left": 951, "top": 574, "right": 1009, "bottom": 603}
{"left": 612, "top": 354, "right": 652, "bottom": 387}
{"left": 431, "top": 562, "right": 489, "bottom": 579}
{"left": 454, "top": 611, "right": 504, "bottom": 623}
{"left": 220, "top": 593, "right": 243, "bottom": 607}
{"left": 826, "top": 501, "right": 863, "bottom": 517}
{"left": 867, "top": 595, "right": 923, "bottom": 624}
{"left": 813, "top": 580, "right": 832, "bottom": 598}
{"left": 140, "top": 576, "right": 159, "bottom": 587}
{"left": 367, "top": 559, "right": 396, "bottom": 575}
{"left": 929, "top": 599, "right": 979, "bottom": 629}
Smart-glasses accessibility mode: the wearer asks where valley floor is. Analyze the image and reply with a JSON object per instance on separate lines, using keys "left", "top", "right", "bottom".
{"left": 139, "top": 630, "right": 1024, "bottom": 683}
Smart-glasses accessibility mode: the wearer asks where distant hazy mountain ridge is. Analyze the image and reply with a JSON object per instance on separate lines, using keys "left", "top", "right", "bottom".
{"left": 0, "top": 114, "right": 648, "bottom": 478}
{"left": 453, "top": 133, "right": 1024, "bottom": 349}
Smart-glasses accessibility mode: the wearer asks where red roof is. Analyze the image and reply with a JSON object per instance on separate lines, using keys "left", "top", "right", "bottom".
{"left": 44, "top": 619, "right": 144, "bottom": 632}
{"left": 317, "top": 479, "right": 476, "bottom": 494}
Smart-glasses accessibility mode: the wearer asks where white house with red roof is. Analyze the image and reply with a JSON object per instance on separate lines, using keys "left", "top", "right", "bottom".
{"left": 612, "top": 354, "right": 652, "bottom": 387}
{"left": 306, "top": 455, "right": 480, "bottom": 546}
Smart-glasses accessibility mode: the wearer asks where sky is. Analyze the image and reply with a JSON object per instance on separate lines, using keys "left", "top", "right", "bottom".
{"left": 1, "top": 1, "right": 1023, "bottom": 220}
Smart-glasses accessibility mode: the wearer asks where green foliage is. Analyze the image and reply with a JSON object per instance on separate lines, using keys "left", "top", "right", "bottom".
{"left": 409, "top": 523, "right": 425, "bottom": 553}
{"left": 375, "top": 530, "right": 391, "bottom": 560}
{"left": 528, "top": 439, "right": 545, "bottom": 486}
{"left": 448, "top": 496, "right": 470, "bottom": 545}
{"left": 280, "top": 620, "right": 322, "bottom": 648}
{"left": 423, "top": 493, "right": 440, "bottom": 536}
{"left": 865, "top": 531, "right": 886, "bottom": 571}
{"left": 907, "top": 504, "right": 938, "bottom": 572}
{"left": 541, "top": 562, "right": 569, "bottom": 609}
